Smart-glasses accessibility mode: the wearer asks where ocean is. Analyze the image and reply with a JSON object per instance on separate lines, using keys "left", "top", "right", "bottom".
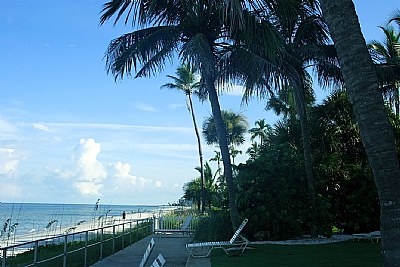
{"left": 0, "top": 202, "right": 165, "bottom": 238}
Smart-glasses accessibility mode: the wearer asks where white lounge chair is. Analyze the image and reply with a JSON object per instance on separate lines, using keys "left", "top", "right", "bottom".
{"left": 151, "top": 253, "right": 166, "bottom": 267}
{"left": 352, "top": 231, "right": 381, "bottom": 243}
{"left": 139, "top": 237, "right": 155, "bottom": 267}
{"left": 186, "top": 218, "right": 249, "bottom": 257}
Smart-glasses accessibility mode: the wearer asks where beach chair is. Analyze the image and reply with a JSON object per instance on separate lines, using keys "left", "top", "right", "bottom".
{"left": 139, "top": 238, "right": 155, "bottom": 267}
{"left": 186, "top": 218, "right": 249, "bottom": 257}
{"left": 352, "top": 231, "right": 381, "bottom": 243}
{"left": 151, "top": 253, "right": 166, "bottom": 267}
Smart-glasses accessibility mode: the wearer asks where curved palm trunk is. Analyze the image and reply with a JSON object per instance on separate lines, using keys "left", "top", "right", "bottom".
{"left": 206, "top": 77, "right": 240, "bottom": 230}
{"left": 187, "top": 93, "right": 206, "bottom": 214}
{"left": 320, "top": 1, "right": 400, "bottom": 265}
{"left": 293, "top": 84, "right": 318, "bottom": 238}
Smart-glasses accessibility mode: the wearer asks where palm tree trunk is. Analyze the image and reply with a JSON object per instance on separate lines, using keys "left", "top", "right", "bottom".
{"left": 320, "top": 1, "right": 400, "bottom": 265}
{"left": 293, "top": 84, "right": 318, "bottom": 238}
{"left": 188, "top": 93, "right": 206, "bottom": 214}
{"left": 395, "top": 87, "right": 399, "bottom": 116}
{"left": 206, "top": 77, "right": 240, "bottom": 230}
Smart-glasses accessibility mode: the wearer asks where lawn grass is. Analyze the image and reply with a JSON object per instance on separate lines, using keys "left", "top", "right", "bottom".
{"left": 211, "top": 240, "right": 381, "bottom": 267}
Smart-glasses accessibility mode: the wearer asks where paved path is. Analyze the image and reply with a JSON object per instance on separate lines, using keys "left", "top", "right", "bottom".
{"left": 89, "top": 234, "right": 211, "bottom": 267}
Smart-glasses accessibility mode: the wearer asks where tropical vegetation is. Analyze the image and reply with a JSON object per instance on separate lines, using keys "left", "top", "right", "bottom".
{"left": 100, "top": 1, "right": 400, "bottom": 264}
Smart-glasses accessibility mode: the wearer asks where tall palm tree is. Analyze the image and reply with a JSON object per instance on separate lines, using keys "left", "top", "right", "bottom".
{"left": 319, "top": 0, "right": 400, "bottom": 264}
{"left": 368, "top": 25, "right": 400, "bottom": 115}
{"left": 227, "top": 0, "right": 340, "bottom": 238}
{"left": 161, "top": 64, "right": 207, "bottom": 213}
{"left": 249, "top": 119, "right": 272, "bottom": 146}
{"left": 203, "top": 110, "right": 248, "bottom": 167}
{"left": 202, "top": 110, "right": 249, "bottom": 148}
{"left": 100, "top": 0, "right": 249, "bottom": 229}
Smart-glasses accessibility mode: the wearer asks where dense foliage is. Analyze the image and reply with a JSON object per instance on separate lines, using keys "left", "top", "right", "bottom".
{"left": 236, "top": 92, "right": 382, "bottom": 240}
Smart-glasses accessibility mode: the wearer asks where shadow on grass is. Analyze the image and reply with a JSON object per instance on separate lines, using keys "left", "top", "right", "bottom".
{"left": 211, "top": 240, "right": 381, "bottom": 267}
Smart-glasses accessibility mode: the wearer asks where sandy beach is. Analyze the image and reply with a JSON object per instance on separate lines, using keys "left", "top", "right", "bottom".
{"left": 0, "top": 206, "right": 178, "bottom": 251}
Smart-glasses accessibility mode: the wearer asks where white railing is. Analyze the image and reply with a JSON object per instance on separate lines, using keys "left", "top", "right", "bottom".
{"left": 153, "top": 215, "right": 198, "bottom": 234}
{"left": 0, "top": 218, "right": 153, "bottom": 267}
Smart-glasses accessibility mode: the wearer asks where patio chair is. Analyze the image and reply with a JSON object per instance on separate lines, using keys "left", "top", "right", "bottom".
{"left": 139, "top": 238, "right": 155, "bottom": 267}
{"left": 151, "top": 253, "right": 166, "bottom": 267}
{"left": 352, "top": 230, "right": 381, "bottom": 243}
{"left": 186, "top": 218, "right": 249, "bottom": 257}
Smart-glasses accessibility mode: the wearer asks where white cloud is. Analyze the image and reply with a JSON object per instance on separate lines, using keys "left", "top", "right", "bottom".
{"left": 220, "top": 84, "right": 245, "bottom": 96}
{"left": 32, "top": 123, "right": 53, "bottom": 132}
{"left": 135, "top": 103, "right": 158, "bottom": 112}
{"left": 74, "top": 181, "right": 103, "bottom": 196}
{"left": 72, "top": 138, "right": 106, "bottom": 195}
{"left": 168, "top": 104, "right": 184, "bottom": 110}
{"left": 108, "top": 161, "right": 151, "bottom": 189}
{"left": 0, "top": 183, "right": 22, "bottom": 198}
{"left": 46, "top": 122, "right": 193, "bottom": 134}
{"left": 0, "top": 148, "right": 19, "bottom": 176}
{"left": 155, "top": 180, "right": 162, "bottom": 188}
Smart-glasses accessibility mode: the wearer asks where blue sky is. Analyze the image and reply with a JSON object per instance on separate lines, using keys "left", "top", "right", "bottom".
{"left": 0, "top": 1, "right": 398, "bottom": 205}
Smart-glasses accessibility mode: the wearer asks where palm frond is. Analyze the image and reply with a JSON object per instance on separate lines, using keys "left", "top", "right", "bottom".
{"left": 180, "top": 33, "right": 215, "bottom": 76}
{"left": 105, "top": 26, "right": 180, "bottom": 80}
{"left": 100, "top": 0, "right": 143, "bottom": 26}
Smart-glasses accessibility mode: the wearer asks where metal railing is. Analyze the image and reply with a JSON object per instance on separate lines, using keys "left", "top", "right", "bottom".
{"left": 153, "top": 215, "right": 199, "bottom": 234}
{"left": 0, "top": 218, "right": 152, "bottom": 267}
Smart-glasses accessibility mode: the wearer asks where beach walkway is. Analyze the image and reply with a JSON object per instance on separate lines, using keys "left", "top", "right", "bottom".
{"left": 89, "top": 234, "right": 211, "bottom": 267}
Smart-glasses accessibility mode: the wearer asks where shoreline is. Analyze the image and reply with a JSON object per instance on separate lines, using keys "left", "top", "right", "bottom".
{"left": 0, "top": 206, "right": 178, "bottom": 250}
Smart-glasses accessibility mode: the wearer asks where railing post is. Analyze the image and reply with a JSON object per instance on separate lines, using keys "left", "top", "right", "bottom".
{"left": 129, "top": 221, "right": 132, "bottom": 245}
{"left": 136, "top": 220, "right": 139, "bottom": 241}
{"left": 112, "top": 225, "right": 115, "bottom": 254}
{"left": 63, "top": 235, "right": 67, "bottom": 267}
{"left": 2, "top": 248, "right": 6, "bottom": 267}
{"left": 122, "top": 223, "right": 125, "bottom": 249}
{"left": 33, "top": 241, "right": 38, "bottom": 266}
{"left": 100, "top": 228, "right": 104, "bottom": 261}
{"left": 84, "top": 231, "right": 88, "bottom": 267}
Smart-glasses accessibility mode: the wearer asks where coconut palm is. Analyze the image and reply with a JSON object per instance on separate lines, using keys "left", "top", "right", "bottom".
{"left": 202, "top": 110, "right": 249, "bottom": 147}
{"left": 183, "top": 178, "right": 201, "bottom": 211}
{"left": 195, "top": 162, "right": 217, "bottom": 210}
{"left": 161, "top": 64, "right": 207, "bottom": 213}
{"left": 249, "top": 119, "right": 272, "bottom": 146}
{"left": 389, "top": 9, "right": 400, "bottom": 28}
{"left": 226, "top": 0, "right": 340, "bottom": 238}
{"left": 319, "top": 0, "right": 400, "bottom": 264}
{"left": 100, "top": 0, "right": 257, "bottom": 229}
{"left": 368, "top": 25, "right": 400, "bottom": 115}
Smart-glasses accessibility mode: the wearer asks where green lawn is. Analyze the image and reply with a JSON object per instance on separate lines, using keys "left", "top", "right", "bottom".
{"left": 211, "top": 241, "right": 381, "bottom": 267}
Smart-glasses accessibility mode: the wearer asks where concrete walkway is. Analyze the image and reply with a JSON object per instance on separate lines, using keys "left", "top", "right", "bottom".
{"left": 89, "top": 234, "right": 211, "bottom": 267}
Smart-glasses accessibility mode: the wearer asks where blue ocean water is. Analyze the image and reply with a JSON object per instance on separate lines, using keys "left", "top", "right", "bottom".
{"left": 0, "top": 202, "right": 163, "bottom": 237}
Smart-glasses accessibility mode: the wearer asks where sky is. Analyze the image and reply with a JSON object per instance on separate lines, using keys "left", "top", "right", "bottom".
{"left": 0, "top": 1, "right": 398, "bottom": 205}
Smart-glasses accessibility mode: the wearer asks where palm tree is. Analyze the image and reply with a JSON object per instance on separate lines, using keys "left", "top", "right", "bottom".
{"left": 210, "top": 150, "right": 222, "bottom": 176}
{"left": 183, "top": 178, "right": 201, "bottom": 211}
{"left": 195, "top": 162, "right": 217, "bottom": 210}
{"left": 227, "top": 1, "right": 340, "bottom": 238}
{"left": 161, "top": 64, "right": 207, "bottom": 213}
{"left": 202, "top": 110, "right": 248, "bottom": 148}
{"left": 368, "top": 25, "right": 400, "bottom": 115}
{"left": 249, "top": 119, "right": 272, "bottom": 146}
{"left": 203, "top": 110, "right": 248, "bottom": 163}
{"left": 319, "top": 0, "right": 400, "bottom": 264}
{"left": 389, "top": 9, "right": 400, "bottom": 28}
{"left": 100, "top": 0, "right": 248, "bottom": 229}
